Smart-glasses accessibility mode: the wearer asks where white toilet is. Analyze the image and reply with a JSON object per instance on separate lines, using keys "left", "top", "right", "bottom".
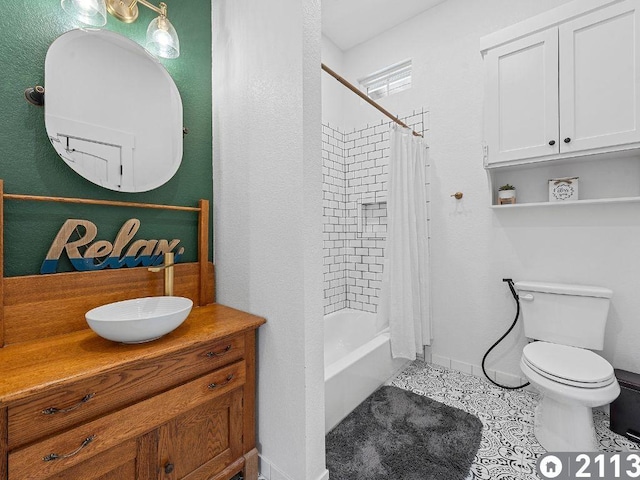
{"left": 515, "top": 281, "right": 620, "bottom": 452}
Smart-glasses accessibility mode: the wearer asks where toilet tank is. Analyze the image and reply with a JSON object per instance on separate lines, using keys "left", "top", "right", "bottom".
{"left": 514, "top": 281, "right": 613, "bottom": 350}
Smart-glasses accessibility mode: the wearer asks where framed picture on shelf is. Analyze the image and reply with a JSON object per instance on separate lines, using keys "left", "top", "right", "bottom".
{"left": 549, "top": 177, "right": 579, "bottom": 202}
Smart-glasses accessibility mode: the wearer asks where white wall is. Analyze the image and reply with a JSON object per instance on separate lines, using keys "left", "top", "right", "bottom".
{"left": 321, "top": 34, "right": 345, "bottom": 128}
{"left": 329, "top": 0, "right": 640, "bottom": 379}
{"left": 212, "top": 1, "right": 327, "bottom": 479}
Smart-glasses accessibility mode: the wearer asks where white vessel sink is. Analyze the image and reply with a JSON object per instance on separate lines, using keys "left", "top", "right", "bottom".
{"left": 86, "top": 296, "right": 193, "bottom": 343}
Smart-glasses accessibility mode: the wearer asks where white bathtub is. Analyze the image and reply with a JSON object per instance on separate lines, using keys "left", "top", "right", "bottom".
{"left": 324, "top": 308, "right": 409, "bottom": 433}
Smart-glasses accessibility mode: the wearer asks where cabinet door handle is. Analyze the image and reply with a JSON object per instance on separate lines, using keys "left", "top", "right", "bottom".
{"left": 164, "top": 462, "right": 175, "bottom": 474}
{"left": 564, "top": 137, "right": 571, "bottom": 143}
{"left": 208, "top": 374, "right": 234, "bottom": 389}
{"left": 548, "top": 140, "right": 556, "bottom": 146}
{"left": 42, "top": 393, "right": 95, "bottom": 415}
{"left": 42, "top": 435, "right": 95, "bottom": 462}
{"left": 205, "top": 345, "right": 231, "bottom": 358}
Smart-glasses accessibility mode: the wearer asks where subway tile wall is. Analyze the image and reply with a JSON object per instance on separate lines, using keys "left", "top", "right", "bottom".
{"left": 322, "top": 109, "right": 429, "bottom": 316}
{"left": 322, "top": 123, "right": 347, "bottom": 314}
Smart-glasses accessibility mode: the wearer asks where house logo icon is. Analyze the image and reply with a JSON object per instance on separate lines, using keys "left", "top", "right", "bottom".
{"left": 538, "top": 454, "right": 563, "bottom": 478}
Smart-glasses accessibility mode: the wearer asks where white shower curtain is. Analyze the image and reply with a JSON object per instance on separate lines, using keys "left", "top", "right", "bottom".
{"left": 378, "top": 125, "right": 430, "bottom": 360}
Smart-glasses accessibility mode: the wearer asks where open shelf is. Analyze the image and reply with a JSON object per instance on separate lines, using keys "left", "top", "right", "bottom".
{"left": 486, "top": 151, "right": 640, "bottom": 207}
{"left": 491, "top": 195, "right": 640, "bottom": 209}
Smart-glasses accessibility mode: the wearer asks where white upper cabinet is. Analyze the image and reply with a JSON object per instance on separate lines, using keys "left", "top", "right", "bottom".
{"left": 559, "top": 2, "right": 640, "bottom": 153}
{"left": 482, "top": 0, "right": 640, "bottom": 167}
{"left": 484, "top": 29, "right": 559, "bottom": 163}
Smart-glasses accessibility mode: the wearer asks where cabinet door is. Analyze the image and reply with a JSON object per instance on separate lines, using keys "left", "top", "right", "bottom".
{"left": 484, "top": 28, "right": 559, "bottom": 164}
{"left": 157, "top": 389, "right": 243, "bottom": 480}
{"left": 559, "top": 1, "right": 640, "bottom": 152}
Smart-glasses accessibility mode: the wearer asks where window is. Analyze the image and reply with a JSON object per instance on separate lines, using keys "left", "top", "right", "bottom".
{"left": 358, "top": 60, "right": 412, "bottom": 100}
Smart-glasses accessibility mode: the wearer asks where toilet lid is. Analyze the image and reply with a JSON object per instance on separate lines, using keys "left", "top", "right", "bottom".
{"left": 523, "top": 342, "right": 614, "bottom": 388}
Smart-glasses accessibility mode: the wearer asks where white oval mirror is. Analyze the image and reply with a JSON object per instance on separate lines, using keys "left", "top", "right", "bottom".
{"left": 45, "top": 29, "right": 183, "bottom": 192}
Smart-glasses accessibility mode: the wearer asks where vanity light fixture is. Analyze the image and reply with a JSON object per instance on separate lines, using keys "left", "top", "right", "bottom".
{"left": 107, "top": 0, "right": 179, "bottom": 59}
{"left": 61, "top": 0, "right": 107, "bottom": 27}
{"left": 61, "top": 0, "right": 180, "bottom": 59}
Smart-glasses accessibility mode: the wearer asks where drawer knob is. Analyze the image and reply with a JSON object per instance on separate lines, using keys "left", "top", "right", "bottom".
{"left": 42, "top": 393, "right": 95, "bottom": 415}
{"left": 205, "top": 345, "right": 231, "bottom": 358}
{"left": 208, "top": 374, "right": 234, "bottom": 390}
{"left": 164, "top": 462, "right": 175, "bottom": 474}
{"left": 43, "top": 435, "right": 95, "bottom": 462}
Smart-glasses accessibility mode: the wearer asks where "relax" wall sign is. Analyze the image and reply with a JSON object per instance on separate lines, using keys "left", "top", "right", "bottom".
{"left": 40, "top": 218, "right": 184, "bottom": 274}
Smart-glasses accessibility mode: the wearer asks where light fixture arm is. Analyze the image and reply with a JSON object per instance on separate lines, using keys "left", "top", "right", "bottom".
{"left": 102, "top": 0, "right": 179, "bottom": 58}
{"left": 131, "top": 0, "right": 168, "bottom": 17}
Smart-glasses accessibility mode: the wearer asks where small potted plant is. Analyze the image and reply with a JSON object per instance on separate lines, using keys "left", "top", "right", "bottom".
{"left": 498, "top": 184, "right": 516, "bottom": 204}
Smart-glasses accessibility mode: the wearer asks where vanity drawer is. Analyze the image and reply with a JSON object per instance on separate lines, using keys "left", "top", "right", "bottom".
{"left": 8, "top": 334, "right": 245, "bottom": 449}
{"left": 8, "top": 360, "right": 246, "bottom": 480}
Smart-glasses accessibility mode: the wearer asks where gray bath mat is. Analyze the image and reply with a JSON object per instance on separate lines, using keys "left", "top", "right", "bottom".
{"left": 326, "top": 386, "right": 482, "bottom": 480}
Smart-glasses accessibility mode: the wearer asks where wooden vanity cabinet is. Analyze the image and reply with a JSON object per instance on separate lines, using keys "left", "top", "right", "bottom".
{"left": 0, "top": 304, "right": 265, "bottom": 480}
{"left": 31, "top": 438, "right": 143, "bottom": 480}
{"left": 157, "top": 389, "right": 244, "bottom": 479}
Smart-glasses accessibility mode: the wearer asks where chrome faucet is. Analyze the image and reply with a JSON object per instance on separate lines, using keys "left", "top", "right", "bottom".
{"left": 148, "top": 252, "right": 175, "bottom": 296}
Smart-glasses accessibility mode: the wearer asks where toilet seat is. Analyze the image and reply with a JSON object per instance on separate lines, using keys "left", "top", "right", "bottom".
{"left": 522, "top": 342, "right": 615, "bottom": 388}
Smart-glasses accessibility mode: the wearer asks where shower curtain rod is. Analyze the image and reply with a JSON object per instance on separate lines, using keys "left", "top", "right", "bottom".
{"left": 321, "top": 63, "right": 423, "bottom": 138}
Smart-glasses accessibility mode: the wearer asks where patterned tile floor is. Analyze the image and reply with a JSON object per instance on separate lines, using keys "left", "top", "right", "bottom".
{"left": 389, "top": 360, "right": 640, "bottom": 480}
{"left": 255, "top": 361, "right": 638, "bottom": 480}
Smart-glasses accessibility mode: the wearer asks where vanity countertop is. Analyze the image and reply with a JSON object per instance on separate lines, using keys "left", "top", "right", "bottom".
{"left": 0, "top": 303, "right": 265, "bottom": 406}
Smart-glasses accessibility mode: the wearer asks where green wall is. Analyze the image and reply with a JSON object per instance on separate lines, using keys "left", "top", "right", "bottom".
{"left": 0, "top": 1, "right": 212, "bottom": 276}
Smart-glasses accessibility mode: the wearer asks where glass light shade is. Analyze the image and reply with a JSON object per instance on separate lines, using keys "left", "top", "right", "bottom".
{"left": 61, "top": 0, "right": 107, "bottom": 27}
{"left": 146, "top": 16, "right": 180, "bottom": 59}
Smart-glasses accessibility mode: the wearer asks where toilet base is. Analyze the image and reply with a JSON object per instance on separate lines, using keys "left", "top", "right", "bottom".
{"left": 534, "top": 395, "right": 598, "bottom": 452}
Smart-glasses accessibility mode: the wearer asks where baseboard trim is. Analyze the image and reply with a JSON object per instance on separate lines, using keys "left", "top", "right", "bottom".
{"left": 259, "top": 455, "right": 329, "bottom": 480}
{"left": 426, "top": 352, "right": 529, "bottom": 389}
{"left": 316, "top": 468, "right": 330, "bottom": 480}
